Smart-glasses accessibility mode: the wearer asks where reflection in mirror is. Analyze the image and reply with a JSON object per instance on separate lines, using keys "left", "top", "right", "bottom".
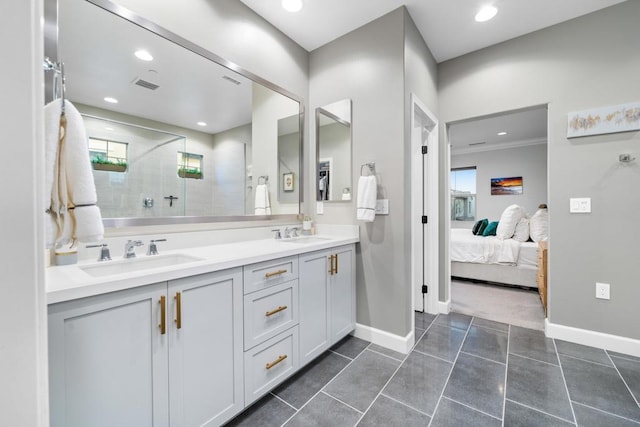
{"left": 56, "top": 0, "right": 302, "bottom": 225}
{"left": 316, "top": 99, "right": 352, "bottom": 202}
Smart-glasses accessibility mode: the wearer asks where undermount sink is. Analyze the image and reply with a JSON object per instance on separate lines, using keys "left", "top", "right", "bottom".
{"left": 79, "top": 253, "right": 204, "bottom": 277}
{"left": 279, "top": 236, "right": 331, "bottom": 244}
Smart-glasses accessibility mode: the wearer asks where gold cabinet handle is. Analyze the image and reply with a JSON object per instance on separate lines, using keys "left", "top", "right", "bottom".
{"left": 335, "top": 253, "right": 339, "bottom": 275}
{"left": 328, "top": 255, "right": 334, "bottom": 275}
{"left": 265, "top": 305, "right": 288, "bottom": 317}
{"left": 265, "top": 354, "right": 288, "bottom": 370}
{"left": 159, "top": 296, "right": 166, "bottom": 335}
{"left": 175, "top": 292, "right": 182, "bottom": 329}
{"left": 265, "top": 269, "right": 287, "bottom": 278}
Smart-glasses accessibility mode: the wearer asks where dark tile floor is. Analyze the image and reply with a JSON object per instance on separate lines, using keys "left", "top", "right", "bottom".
{"left": 226, "top": 312, "right": 640, "bottom": 426}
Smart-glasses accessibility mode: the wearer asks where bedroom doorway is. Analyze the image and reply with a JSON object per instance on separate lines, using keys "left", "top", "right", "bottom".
{"left": 410, "top": 94, "right": 439, "bottom": 314}
{"left": 445, "top": 106, "right": 548, "bottom": 329}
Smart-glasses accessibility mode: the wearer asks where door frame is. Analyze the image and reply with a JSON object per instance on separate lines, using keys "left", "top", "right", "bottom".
{"left": 410, "top": 94, "right": 439, "bottom": 315}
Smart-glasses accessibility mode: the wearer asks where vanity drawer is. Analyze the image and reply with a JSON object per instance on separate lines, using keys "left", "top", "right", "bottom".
{"left": 243, "top": 256, "right": 298, "bottom": 294}
{"left": 244, "top": 281, "right": 299, "bottom": 350}
{"left": 244, "top": 326, "right": 299, "bottom": 405}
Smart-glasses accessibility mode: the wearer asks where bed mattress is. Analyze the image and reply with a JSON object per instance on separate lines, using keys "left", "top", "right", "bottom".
{"left": 450, "top": 228, "right": 538, "bottom": 268}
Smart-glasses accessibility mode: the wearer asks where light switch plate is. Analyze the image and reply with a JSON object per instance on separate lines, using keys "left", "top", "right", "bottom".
{"left": 570, "top": 197, "right": 591, "bottom": 213}
{"left": 316, "top": 201, "right": 324, "bottom": 215}
{"left": 375, "top": 199, "right": 389, "bottom": 215}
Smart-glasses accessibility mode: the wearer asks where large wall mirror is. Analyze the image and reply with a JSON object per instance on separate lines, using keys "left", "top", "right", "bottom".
{"left": 52, "top": 0, "right": 303, "bottom": 227}
{"left": 316, "top": 99, "right": 352, "bottom": 202}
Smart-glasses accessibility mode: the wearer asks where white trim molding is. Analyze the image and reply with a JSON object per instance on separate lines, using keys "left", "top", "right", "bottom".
{"left": 545, "top": 319, "right": 640, "bottom": 358}
{"left": 353, "top": 323, "right": 414, "bottom": 355}
{"left": 437, "top": 299, "right": 451, "bottom": 314}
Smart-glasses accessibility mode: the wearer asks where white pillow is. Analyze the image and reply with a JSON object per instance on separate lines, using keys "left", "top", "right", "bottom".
{"left": 496, "top": 205, "right": 526, "bottom": 240}
{"left": 530, "top": 207, "right": 549, "bottom": 242}
{"left": 512, "top": 217, "right": 530, "bottom": 242}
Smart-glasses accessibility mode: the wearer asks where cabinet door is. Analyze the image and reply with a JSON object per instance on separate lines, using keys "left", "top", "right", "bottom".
{"left": 329, "top": 245, "right": 356, "bottom": 344}
{"left": 298, "top": 250, "right": 330, "bottom": 366}
{"left": 48, "top": 283, "right": 169, "bottom": 427}
{"left": 168, "top": 268, "right": 244, "bottom": 427}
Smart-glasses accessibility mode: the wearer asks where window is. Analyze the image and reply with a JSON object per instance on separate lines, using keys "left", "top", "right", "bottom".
{"left": 451, "top": 167, "right": 476, "bottom": 221}
{"left": 89, "top": 138, "right": 128, "bottom": 172}
{"left": 177, "top": 152, "right": 203, "bottom": 179}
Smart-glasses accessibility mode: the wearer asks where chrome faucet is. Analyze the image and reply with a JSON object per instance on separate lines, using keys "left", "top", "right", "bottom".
{"left": 147, "top": 239, "right": 167, "bottom": 256}
{"left": 124, "top": 240, "right": 144, "bottom": 258}
{"left": 86, "top": 243, "right": 111, "bottom": 262}
{"left": 284, "top": 226, "right": 299, "bottom": 238}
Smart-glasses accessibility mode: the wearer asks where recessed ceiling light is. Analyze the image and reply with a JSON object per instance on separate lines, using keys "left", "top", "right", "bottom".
{"left": 197, "top": 122, "right": 207, "bottom": 127}
{"left": 475, "top": 5, "right": 498, "bottom": 22}
{"left": 134, "top": 50, "right": 153, "bottom": 61}
{"left": 104, "top": 97, "right": 118, "bottom": 104}
{"left": 497, "top": 131, "right": 508, "bottom": 136}
{"left": 282, "top": 0, "right": 302, "bottom": 13}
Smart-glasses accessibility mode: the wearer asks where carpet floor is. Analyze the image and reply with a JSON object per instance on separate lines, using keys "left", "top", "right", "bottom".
{"left": 450, "top": 279, "right": 545, "bottom": 330}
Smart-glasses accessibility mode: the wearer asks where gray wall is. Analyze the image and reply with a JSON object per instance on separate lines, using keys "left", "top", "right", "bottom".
{"left": 310, "top": 7, "right": 438, "bottom": 337}
{"left": 451, "top": 143, "right": 548, "bottom": 225}
{"left": 438, "top": 1, "right": 640, "bottom": 340}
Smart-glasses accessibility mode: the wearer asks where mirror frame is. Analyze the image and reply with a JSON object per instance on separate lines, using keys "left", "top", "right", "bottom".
{"left": 47, "top": 0, "right": 304, "bottom": 228}
{"left": 315, "top": 100, "right": 352, "bottom": 202}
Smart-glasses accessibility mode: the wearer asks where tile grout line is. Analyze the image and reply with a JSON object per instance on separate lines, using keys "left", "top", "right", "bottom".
{"left": 353, "top": 335, "right": 415, "bottom": 425}
{"left": 379, "top": 392, "right": 433, "bottom": 418}
{"left": 505, "top": 399, "right": 576, "bottom": 425}
{"left": 366, "top": 347, "right": 405, "bottom": 363}
{"left": 459, "top": 350, "right": 506, "bottom": 366}
{"left": 509, "top": 351, "right": 560, "bottom": 367}
{"left": 279, "top": 341, "right": 372, "bottom": 426}
{"left": 471, "top": 319, "right": 510, "bottom": 334}
{"left": 328, "top": 349, "right": 354, "bottom": 361}
{"left": 320, "top": 390, "right": 363, "bottom": 415}
{"left": 269, "top": 392, "right": 298, "bottom": 412}
{"left": 442, "top": 396, "right": 502, "bottom": 421}
{"left": 426, "top": 316, "right": 473, "bottom": 427}
{"left": 606, "top": 350, "right": 640, "bottom": 364}
{"left": 501, "top": 324, "right": 511, "bottom": 427}
{"left": 412, "top": 348, "right": 456, "bottom": 365}
{"left": 571, "top": 400, "right": 640, "bottom": 424}
{"left": 604, "top": 349, "right": 640, "bottom": 409}
{"left": 553, "top": 339, "right": 578, "bottom": 425}
{"left": 559, "top": 351, "right": 617, "bottom": 369}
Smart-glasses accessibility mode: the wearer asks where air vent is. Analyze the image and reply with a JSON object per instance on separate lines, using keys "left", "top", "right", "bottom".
{"left": 468, "top": 141, "right": 486, "bottom": 146}
{"left": 133, "top": 78, "right": 160, "bottom": 90}
{"left": 222, "top": 75, "right": 241, "bottom": 85}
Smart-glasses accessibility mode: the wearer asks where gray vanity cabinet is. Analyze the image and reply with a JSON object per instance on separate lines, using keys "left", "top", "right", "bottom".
{"left": 48, "top": 268, "right": 244, "bottom": 427}
{"left": 299, "top": 244, "right": 356, "bottom": 367}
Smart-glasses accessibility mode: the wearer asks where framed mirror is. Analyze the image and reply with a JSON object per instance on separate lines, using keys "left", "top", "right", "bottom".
{"left": 53, "top": 0, "right": 303, "bottom": 227}
{"left": 316, "top": 99, "right": 352, "bottom": 202}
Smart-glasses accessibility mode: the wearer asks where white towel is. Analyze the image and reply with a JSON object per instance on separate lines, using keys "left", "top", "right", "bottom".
{"left": 357, "top": 175, "right": 377, "bottom": 222}
{"left": 254, "top": 183, "right": 271, "bottom": 215}
{"left": 44, "top": 99, "right": 104, "bottom": 248}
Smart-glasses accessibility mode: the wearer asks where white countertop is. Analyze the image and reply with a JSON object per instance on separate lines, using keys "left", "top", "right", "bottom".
{"left": 46, "top": 234, "right": 358, "bottom": 305}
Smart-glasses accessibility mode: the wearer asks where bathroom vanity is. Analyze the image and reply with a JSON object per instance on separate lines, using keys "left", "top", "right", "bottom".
{"left": 46, "top": 232, "right": 357, "bottom": 427}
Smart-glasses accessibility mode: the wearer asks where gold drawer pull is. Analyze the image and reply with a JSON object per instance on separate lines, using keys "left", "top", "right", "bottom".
{"left": 265, "top": 305, "right": 288, "bottom": 317}
{"left": 265, "top": 354, "right": 288, "bottom": 370}
{"left": 159, "top": 296, "right": 166, "bottom": 335}
{"left": 265, "top": 269, "right": 287, "bottom": 279}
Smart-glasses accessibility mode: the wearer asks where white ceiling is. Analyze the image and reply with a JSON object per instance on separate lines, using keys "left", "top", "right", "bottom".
{"left": 448, "top": 107, "right": 547, "bottom": 153}
{"left": 239, "top": 0, "right": 626, "bottom": 62}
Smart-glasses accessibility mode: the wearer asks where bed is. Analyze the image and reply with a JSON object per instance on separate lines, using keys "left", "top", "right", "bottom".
{"left": 450, "top": 228, "right": 538, "bottom": 289}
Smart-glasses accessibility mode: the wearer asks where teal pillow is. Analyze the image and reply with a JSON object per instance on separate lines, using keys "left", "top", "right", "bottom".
{"left": 472, "top": 218, "right": 489, "bottom": 235}
{"left": 483, "top": 221, "right": 499, "bottom": 236}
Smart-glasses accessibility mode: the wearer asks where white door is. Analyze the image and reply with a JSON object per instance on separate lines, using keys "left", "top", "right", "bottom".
{"left": 411, "top": 94, "right": 439, "bottom": 315}
{"left": 329, "top": 245, "right": 355, "bottom": 343}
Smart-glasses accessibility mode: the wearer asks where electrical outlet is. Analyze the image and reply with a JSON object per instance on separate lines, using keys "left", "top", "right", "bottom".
{"left": 316, "top": 201, "right": 324, "bottom": 215}
{"left": 595, "top": 282, "right": 610, "bottom": 300}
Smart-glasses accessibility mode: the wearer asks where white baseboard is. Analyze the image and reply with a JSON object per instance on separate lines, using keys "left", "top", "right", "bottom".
{"left": 353, "top": 323, "right": 413, "bottom": 355}
{"left": 437, "top": 299, "right": 451, "bottom": 314}
{"left": 545, "top": 319, "right": 640, "bottom": 358}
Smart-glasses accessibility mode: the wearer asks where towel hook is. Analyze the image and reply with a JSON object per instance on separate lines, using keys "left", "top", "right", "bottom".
{"left": 43, "top": 57, "right": 66, "bottom": 114}
{"left": 360, "top": 162, "right": 376, "bottom": 176}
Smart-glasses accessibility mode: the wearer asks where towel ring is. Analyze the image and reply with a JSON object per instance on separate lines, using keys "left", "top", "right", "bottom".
{"left": 258, "top": 175, "right": 268, "bottom": 185}
{"left": 360, "top": 162, "right": 375, "bottom": 176}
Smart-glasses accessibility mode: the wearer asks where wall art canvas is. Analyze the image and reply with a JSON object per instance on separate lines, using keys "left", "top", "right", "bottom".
{"left": 567, "top": 102, "right": 640, "bottom": 138}
{"left": 491, "top": 176, "right": 523, "bottom": 195}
